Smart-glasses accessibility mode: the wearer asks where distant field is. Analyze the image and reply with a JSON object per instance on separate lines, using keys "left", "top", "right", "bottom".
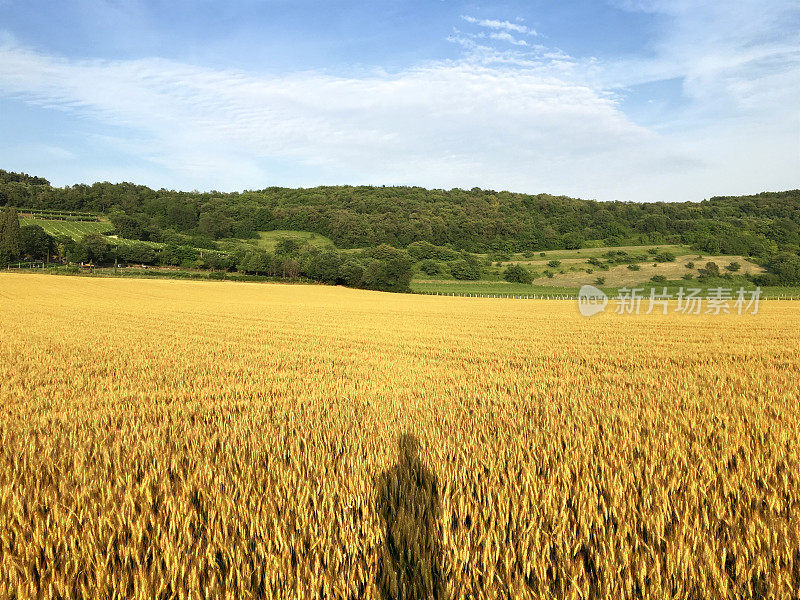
{"left": 411, "top": 277, "right": 800, "bottom": 299}
{"left": 18, "top": 217, "right": 112, "bottom": 240}
{"left": 411, "top": 280, "right": 580, "bottom": 296}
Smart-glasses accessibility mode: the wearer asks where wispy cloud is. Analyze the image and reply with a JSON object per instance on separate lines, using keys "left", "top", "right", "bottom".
{"left": 489, "top": 32, "right": 528, "bottom": 46}
{"left": 0, "top": 36, "right": 660, "bottom": 196}
{"left": 460, "top": 15, "right": 539, "bottom": 37}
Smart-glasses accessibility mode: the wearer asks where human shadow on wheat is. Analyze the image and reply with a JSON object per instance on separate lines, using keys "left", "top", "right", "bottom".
{"left": 375, "top": 434, "right": 446, "bottom": 600}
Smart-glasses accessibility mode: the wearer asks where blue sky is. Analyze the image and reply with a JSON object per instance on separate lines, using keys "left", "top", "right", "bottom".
{"left": 0, "top": 0, "right": 798, "bottom": 201}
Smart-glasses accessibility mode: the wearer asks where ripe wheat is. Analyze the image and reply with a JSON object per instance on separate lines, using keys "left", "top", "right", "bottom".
{"left": 0, "top": 274, "right": 798, "bottom": 599}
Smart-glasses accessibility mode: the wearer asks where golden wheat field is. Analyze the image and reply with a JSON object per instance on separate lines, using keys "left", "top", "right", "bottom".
{"left": 0, "top": 273, "right": 799, "bottom": 600}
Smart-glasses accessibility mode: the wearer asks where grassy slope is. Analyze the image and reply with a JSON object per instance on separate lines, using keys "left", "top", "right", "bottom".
{"left": 413, "top": 245, "right": 771, "bottom": 295}
{"left": 503, "top": 244, "right": 687, "bottom": 262}
{"left": 255, "top": 230, "right": 337, "bottom": 251}
{"left": 530, "top": 256, "right": 763, "bottom": 288}
{"left": 19, "top": 217, "right": 112, "bottom": 239}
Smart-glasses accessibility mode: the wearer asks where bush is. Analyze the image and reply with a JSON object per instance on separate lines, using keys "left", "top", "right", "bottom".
{"left": 201, "top": 252, "right": 235, "bottom": 271}
{"left": 547, "top": 260, "right": 561, "bottom": 268}
{"left": 651, "top": 275, "right": 667, "bottom": 283}
{"left": 503, "top": 264, "right": 533, "bottom": 284}
{"left": 726, "top": 261, "right": 741, "bottom": 272}
{"left": 308, "top": 251, "right": 344, "bottom": 284}
{"left": 544, "top": 270, "right": 554, "bottom": 279}
{"left": 489, "top": 251, "right": 511, "bottom": 262}
{"left": 594, "top": 277, "right": 606, "bottom": 285}
{"left": 362, "top": 256, "right": 414, "bottom": 292}
{"left": 698, "top": 261, "right": 720, "bottom": 277}
{"left": 339, "top": 261, "right": 365, "bottom": 287}
{"left": 753, "top": 273, "right": 780, "bottom": 287}
{"left": 685, "top": 262, "right": 695, "bottom": 269}
{"left": 683, "top": 273, "right": 694, "bottom": 280}
{"left": 561, "top": 232, "right": 584, "bottom": 250}
{"left": 117, "top": 242, "right": 157, "bottom": 265}
{"left": 274, "top": 238, "right": 301, "bottom": 256}
{"left": 654, "top": 251, "right": 676, "bottom": 263}
{"left": 449, "top": 255, "right": 481, "bottom": 280}
{"left": 767, "top": 253, "right": 800, "bottom": 284}
{"left": 627, "top": 264, "right": 641, "bottom": 271}
{"left": 406, "top": 241, "right": 457, "bottom": 261}
{"left": 419, "top": 260, "right": 441, "bottom": 276}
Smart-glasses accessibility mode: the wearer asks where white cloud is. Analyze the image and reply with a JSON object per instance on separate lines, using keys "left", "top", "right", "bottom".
{"left": 460, "top": 16, "right": 539, "bottom": 37}
{"left": 489, "top": 32, "right": 528, "bottom": 47}
{"left": 0, "top": 37, "right": 668, "bottom": 198}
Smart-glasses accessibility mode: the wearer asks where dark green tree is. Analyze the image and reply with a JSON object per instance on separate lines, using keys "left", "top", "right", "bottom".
{"left": 308, "top": 251, "right": 344, "bottom": 284}
{"left": 0, "top": 206, "right": 21, "bottom": 266}
{"left": 768, "top": 253, "right": 800, "bottom": 284}
{"left": 81, "top": 233, "right": 110, "bottom": 264}
{"left": 503, "top": 264, "right": 533, "bottom": 284}
{"left": 19, "top": 225, "right": 54, "bottom": 260}
{"left": 339, "top": 260, "right": 365, "bottom": 287}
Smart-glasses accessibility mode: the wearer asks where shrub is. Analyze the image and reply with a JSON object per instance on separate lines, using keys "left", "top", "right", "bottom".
{"left": 547, "top": 260, "right": 561, "bottom": 268}
{"left": 654, "top": 251, "right": 676, "bottom": 263}
{"left": 753, "top": 273, "right": 780, "bottom": 287}
{"left": 362, "top": 256, "right": 414, "bottom": 292}
{"left": 594, "top": 277, "right": 606, "bottom": 285}
{"left": 419, "top": 260, "right": 441, "bottom": 276}
{"left": 449, "top": 254, "right": 482, "bottom": 280}
{"left": 651, "top": 275, "right": 667, "bottom": 283}
{"left": 726, "top": 262, "right": 741, "bottom": 272}
{"left": 698, "top": 262, "right": 720, "bottom": 277}
{"left": 503, "top": 264, "right": 533, "bottom": 284}
{"left": 627, "top": 264, "right": 640, "bottom": 271}
{"left": 339, "top": 261, "right": 365, "bottom": 287}
{"left": 117, "top": 242, "right": 157, "bottom": 266}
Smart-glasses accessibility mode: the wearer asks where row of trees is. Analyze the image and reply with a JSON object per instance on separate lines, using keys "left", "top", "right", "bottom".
{"left": 6, "top": 222, "right": 416, "bottom": 292}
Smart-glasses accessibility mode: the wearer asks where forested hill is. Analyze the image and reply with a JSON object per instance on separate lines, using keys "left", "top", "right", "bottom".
{"left": 1, "top": 169, "right": 798, "bottom": 253}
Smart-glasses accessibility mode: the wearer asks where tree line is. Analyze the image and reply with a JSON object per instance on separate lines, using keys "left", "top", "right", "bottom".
{"left": 2, "top": 170, "right": 799, "bottom": 286}
{"left": 0, "top": 207, "right": 416, "bottom": 291}
{"left": 2, "top": 169, "right": 798, "bottom": 253}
